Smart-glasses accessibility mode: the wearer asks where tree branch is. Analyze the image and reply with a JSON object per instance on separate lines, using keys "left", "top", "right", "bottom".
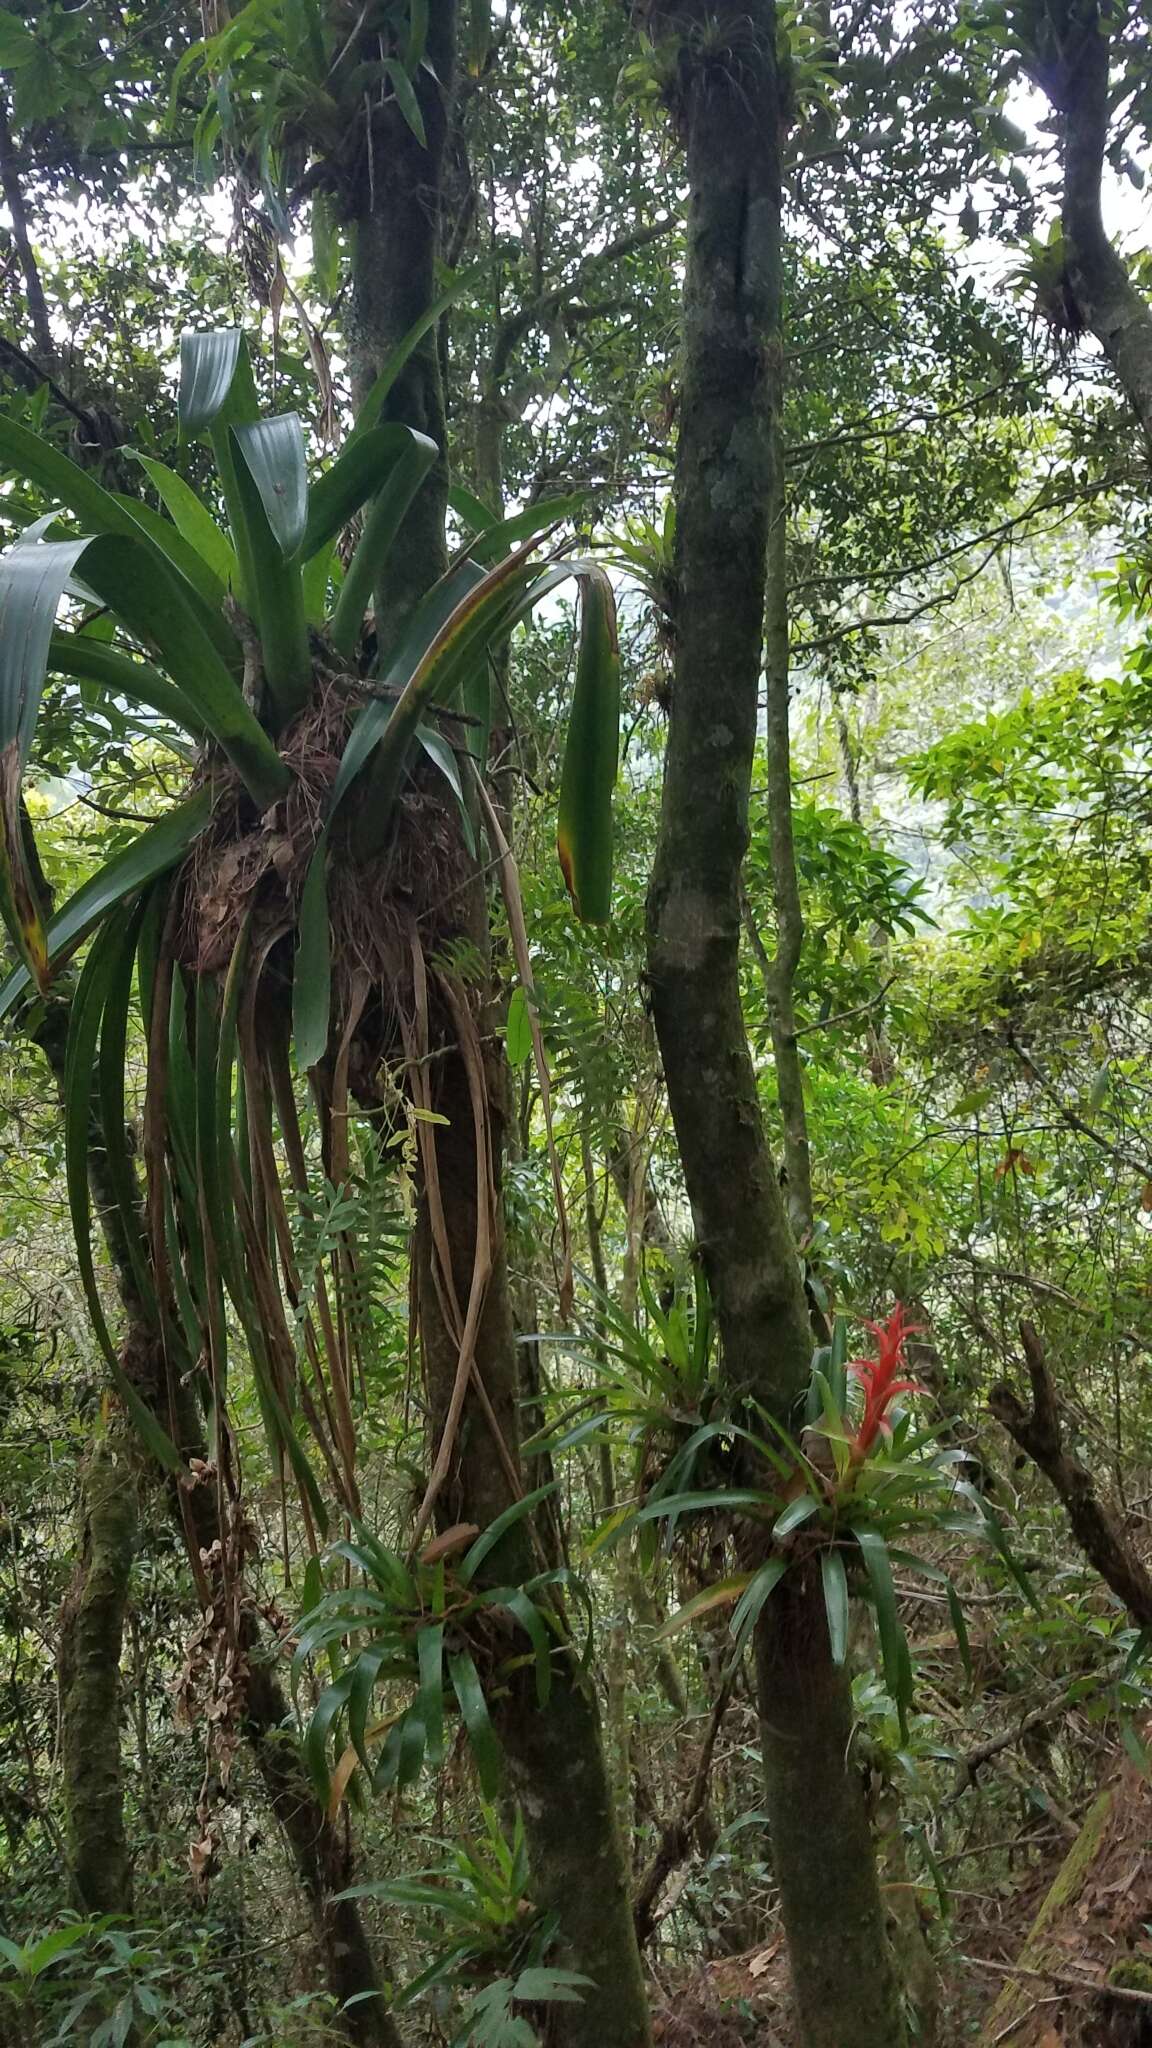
{"left": 0, "top": 88, "right": 57, "bottom": 366}
{"left": 989, "top": 1320, "right": 1152, "bottom": 1627}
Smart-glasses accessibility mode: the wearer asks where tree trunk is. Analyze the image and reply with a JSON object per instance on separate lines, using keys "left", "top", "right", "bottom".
{"left": 1030, "top": 0, "right": 1152, "bottom": 453}
{"left": 415, "top": 1005, "right": 653, "bottom": 2048}
{"left": 641, "top": 4, "right": 906, "bottom": 2042}
{"left": 30, "top": 994, "right": 400, "bottom": 2048}
{"left": 58, "top": 1432, "right": 135, "bottom": 1916}
{"left": 345, "top": 1, "right": 456, "bottom": 632}
{"left": 339, "top": 18, "right": 650, "bottom": 2036}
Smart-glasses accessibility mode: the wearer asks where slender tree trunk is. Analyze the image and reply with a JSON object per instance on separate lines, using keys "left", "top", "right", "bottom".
{"left": 58, "top": 1432, "right": 135, "bottom": 1916}
{"left": 345, "top": 3, "right": 456, "bottom": 633}
{"left": 29, "top": 995, "right": 400, "bottom": 2048}
{"left": 642, "top": 5, "right": 906, "bottom": 2043}
{"left": 415, "top": 1007, "right": 652, "bottom": 2048}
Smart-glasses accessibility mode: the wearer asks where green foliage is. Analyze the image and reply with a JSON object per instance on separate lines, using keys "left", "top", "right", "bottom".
{"left": 292, "top": 1497, "right": 569, "bottom": 1804}
{"left": 337, "top": 1806, "right": 592, "bottom": 2044}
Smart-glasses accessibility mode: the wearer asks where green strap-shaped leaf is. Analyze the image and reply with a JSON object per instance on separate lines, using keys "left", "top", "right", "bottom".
{"left": 415, "top": 1622, "right": 446, "bottom": 1770}
{"left": 77, "top": 534, "right": 290, "bottom": 805}
{"left": 109, "top": 491, "right": 231, "bottom": 620}
{"left": 728, "top": 1556, "right": 789, "bottom": 1658}
{"left": 556, "top": 567, "right": 620, "bottom": 923}
{"left": 456, "top": 1483, "right": 556, "bottom": 1587}
{"left": 654, "top": 1574, "right": 754, "bottom": 1639}
{"left": 455, "top": 490, "right": 593, "bottom": 566}
{"left": 302, "top": 422, "right": 437, "bottom": 565}
{"left": 96, "top": 902, "right": 158, "bottom": 1318}
{"left": 0, "top": 788, "right": 214, "bottom": 1025}
{"left": 0, "top": 532, "right": 94, "bottom": 761}
{"left": 946, "top": 1579, "right": 972, "bottom": 1684}
{"left": 0, "top": 533, "right": 92, "bottom": 981}
{"left": 49, "top": 631, "right": 203, "bottom": 735}
{"left": 178, "top": 328, "right": 245, "bottom": 438}
{"left": 226, "top": 426, "right": 311, "bottom": 726}
{"left": 481, "top": 1588, "right": 553, "bottom": 1706}
{"left": 232, "top": 414, "right": 309, "bottom": 558}
{"left": 304, "top": 1666, "right": 356, "bottom": 1802}
{"left": 771, "top": 1492, "right": 822, "bottom": 1540}
{"left": 447, "top": 1645, "right": 502, "bottom": 1798}
{"left": 127, "top": 452, "right": 239, "bottom": 593}
{"left": 346, "top": 546, "right": 549, "bottom": 850}
{"left": 328, "top": 432, "right": 440, "bottom": 658}
{"left": 396, "top": 1703, "right": 428, "bottom": 1788}
{"left": 854, "top": 1526, "right": 913, "bottom": 1733}
{"left": 0, "top": 414, "right": 236, "bottom": 665}
{"left": 64, "top": 912, "right": 182, "bottom": 1472}
{"left": 348, "top": 1641, "right": 393, "bottom": 1776}
{"left": 350, "top": 273, "right": 473, "bottom": 444}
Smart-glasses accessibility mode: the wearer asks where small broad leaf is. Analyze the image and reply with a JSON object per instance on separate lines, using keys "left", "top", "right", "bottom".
{"left": 821, "top": 1547, "right": 850, "bottom": 1664}
{"left": 654, "top": 1574, "right": 753, "bottom": 1638}
{"left": 505, "top": 986, "right": 532, "bottom": 1066}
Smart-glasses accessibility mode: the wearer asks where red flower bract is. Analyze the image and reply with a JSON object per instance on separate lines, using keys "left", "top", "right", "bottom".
{"left": 848, "top": 1303, "right": 925, "bottom": 1459}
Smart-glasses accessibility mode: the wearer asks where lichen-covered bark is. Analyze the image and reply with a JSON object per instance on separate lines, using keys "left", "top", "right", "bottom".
{"left": 58, "top": 1434, "right": 135, "bottom": 1916}
{"left": 642, "top": 5, "right": 906, "bottom": 2042}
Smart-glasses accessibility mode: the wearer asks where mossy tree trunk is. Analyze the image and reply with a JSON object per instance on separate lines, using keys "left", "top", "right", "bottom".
{"left": 338, "top": 21, "right": 651, "bottom": 2043}
{"left": 31, "top": 995, "right": 400, "bottom": 2048}
{"left": 415, "top": 1008, "right": 652, "bottom": 2048}
{"left": 58, "top": 1432, "right": 135, "bottom": 1917}
{"left": 641, "top": 4, "right": 907, "bottom": 2043}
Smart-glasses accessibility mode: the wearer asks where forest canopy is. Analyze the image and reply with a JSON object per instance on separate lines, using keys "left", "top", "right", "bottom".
{"left": 3, "top": 3, "right": 1152, "bottom": 2046}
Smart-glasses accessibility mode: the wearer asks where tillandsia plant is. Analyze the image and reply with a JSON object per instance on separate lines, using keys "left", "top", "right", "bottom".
{"left": 598, "top": 1303, "right": 1035, "bottom": 1731}
{"left": 0, "top": 324, "right": 620, "bottom": 1566}
{"left": 524, "top": 1263, "right": 717, "bottom": 1466}
{"left": 289, "top": 1489, "right": 594, "bottom": 1809}
{"left": 333, "top": 1805, "right": 593, "bottom": 2046}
